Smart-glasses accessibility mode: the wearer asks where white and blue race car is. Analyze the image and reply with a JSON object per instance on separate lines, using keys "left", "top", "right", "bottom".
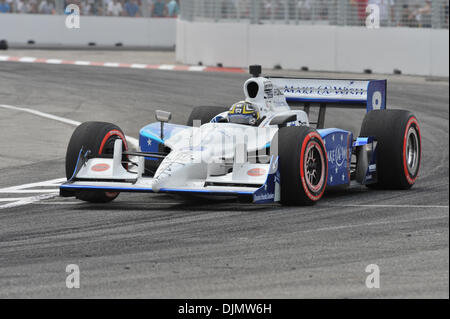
{"left": 60, "top": 65, "right": 421, "bottom": 205}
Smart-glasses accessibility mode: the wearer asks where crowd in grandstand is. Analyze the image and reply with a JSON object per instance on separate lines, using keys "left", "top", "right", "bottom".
{"left": 219, "top": 0, "right": 446, "bottom": 28}
{"left": 0, "top": 0, "right": 447, "bottom": 28}
{"left": 0, "top": 0, "right": 180, "bottom": 17}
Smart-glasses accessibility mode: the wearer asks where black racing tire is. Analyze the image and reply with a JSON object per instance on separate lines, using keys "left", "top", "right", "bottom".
{"left": 273, "top": 126, "right": 328, "bottom": 205}
{"left": 186, "top": 106, "right": 229, "bottom": 126}
{"left": 65, "top": 121, "right": 128, "bottom": 203}
{"left": 360, "top": 110, "right": 421, "bottom": 189}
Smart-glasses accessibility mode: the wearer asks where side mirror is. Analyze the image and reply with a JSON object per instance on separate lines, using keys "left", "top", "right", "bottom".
{"left": 155, "top": 110, "right": 172, "bottom": 141}
{"left": 155, "top": 110, "right": 172, "bottom": 123}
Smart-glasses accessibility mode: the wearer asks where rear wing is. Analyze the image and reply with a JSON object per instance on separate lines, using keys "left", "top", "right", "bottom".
{"left": 269, "top": 77, "right": 386, "bottom": 113}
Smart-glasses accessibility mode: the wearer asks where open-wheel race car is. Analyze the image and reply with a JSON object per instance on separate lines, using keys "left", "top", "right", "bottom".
{"left": 60, "top": 65, "right": 421, "bottom": 205}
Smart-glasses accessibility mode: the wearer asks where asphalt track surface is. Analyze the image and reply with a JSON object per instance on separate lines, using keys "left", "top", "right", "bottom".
{"left": 0, "top": 61, "right": 448, "bottom": 298}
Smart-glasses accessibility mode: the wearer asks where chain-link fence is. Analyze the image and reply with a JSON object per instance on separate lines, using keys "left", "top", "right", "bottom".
{"left": 180, "top": 0, "right": 449, "bottom": 28}
{"left": 0, "top": 0, "right": 179, "bottom": 18}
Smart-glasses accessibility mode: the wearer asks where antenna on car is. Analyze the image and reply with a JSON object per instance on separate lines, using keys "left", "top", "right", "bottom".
{"left": 249, "top": 65, "right": 262, "bottom": 77}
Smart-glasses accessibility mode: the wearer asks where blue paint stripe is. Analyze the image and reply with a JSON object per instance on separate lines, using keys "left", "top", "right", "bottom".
{"left": 160, "top": 188, "right": 254, "bottom": 195}
{"left": 60, "top": 184, "right": 254, "bottom": 195}
{"left": 60, "top": 184, "right": 154, "bottom": 193}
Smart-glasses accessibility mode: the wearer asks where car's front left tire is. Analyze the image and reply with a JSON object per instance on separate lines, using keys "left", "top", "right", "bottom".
{"left": 65, "top": 121, "right": 128, "bottom": 203}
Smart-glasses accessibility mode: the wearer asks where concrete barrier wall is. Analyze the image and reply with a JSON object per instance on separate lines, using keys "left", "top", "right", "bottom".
{"left": 0, "top": 14, "right": 176, "bottom": 48}
{"left": 176, "top": 20, "right": 449, "bottom": 77}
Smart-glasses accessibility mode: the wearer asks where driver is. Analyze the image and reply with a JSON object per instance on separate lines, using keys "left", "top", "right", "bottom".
{"left": 227, "top": 101, "right": 261, "bottom": 126}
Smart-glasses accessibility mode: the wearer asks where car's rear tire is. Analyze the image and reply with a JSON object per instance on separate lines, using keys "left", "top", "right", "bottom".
{"left": 274, "top": 126, "right": 328, "bottom": 205}
{"left": 186, "top": 106, "right": 229, "bottom": 126}
{"left": 360, "top": 110, "right": 421, "bottom": 189}
{"left": 65, "top": 121, "right": 128, "bottom": 203}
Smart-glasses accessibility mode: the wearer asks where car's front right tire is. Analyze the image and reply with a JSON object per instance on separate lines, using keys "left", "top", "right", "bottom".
{"left": 65, "top": 121, "right": 128, "bottom": 203}
{"left": 186, "top": 106, "right": 229, "bottom": 126}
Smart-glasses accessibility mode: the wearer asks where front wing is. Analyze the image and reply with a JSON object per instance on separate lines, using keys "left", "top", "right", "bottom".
{"left": 60, "top": 141, "right": 280, "bottom": 204}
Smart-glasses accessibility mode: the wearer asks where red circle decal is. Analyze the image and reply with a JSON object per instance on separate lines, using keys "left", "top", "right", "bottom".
{"left": 247, "top": 168, "right": 266, "bottom": 176}
{"left": 91, "top": 163, "right": 110, "bottom": 172}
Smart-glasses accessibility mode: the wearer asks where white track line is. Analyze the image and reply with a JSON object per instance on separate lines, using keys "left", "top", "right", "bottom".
{"left": 0, "top": 177, "right": 66, "bottom": 191}
{"left": 0, "top": 104, "right": 140, "bottom": 209}
{"left": 0, "top": 104, "right": 81, "bottom": 126}
{"left": 0, "top": 194, "right": 58, "bottom": 209}
{"left": 0, "top": 177, "right": 63, "bottom": 209}
{"left": 32, "top": 201, "right": 82, "bottom": 205}
{"left": 0, "top": 104, "right": 139, "bottom": 148}
{"left": 0, "top": 198, "right": 35, "bottom": 202}
{"left": 0, "top": 190, "right": 59, "bottom": 194}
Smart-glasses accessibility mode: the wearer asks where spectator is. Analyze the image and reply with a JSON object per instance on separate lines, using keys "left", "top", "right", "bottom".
{"left": 262, "top": 0, "right": 273, "bottom": 19}
{"left": 368, "top": 0, "right": 394, "bottom": 26}
{"left": 262, "top": 0, "right": 283, "bottom": 19}
{"left": 0, "top": 0, "right": 11, "bottom": 13}
{"left": 81, "top": 0, "right": 92, "bottom": 15}
{"left": 444, "top": 1, "right": 449, "bottom": 28}
{"left": 398, "top": 3, "right": 415, "bottom": 27}
{"left": 236, "top": 0, "right": 250, "bottom": 19}
{"left": 350, "top": 0, "right": 368, "bottom": 26}
{"left": 297, "top": 0, "right": 312, "bottom": 20}
{"left": 125, "top": 0, "right": 141, "bottom": 16}
{"left": 317, "top": 0, "right": 329, "bottom": 20}
{"left": 409, "top": 0, "right": 432, "bottom": 28}
{"left": 166, "top": 0, "right": 178, "bottom": 17}
{"left": 152, "top": 0, "right": 165, "bottom": 16}
{"left": 28, "top": 0, "right": 38, "bottom": 13}
{"left": 88, "top": 0, "right": 102, "bottom": 15}
{"left": 107, "top": 0, "right": 123, "bottom": 16}
{"left": 15, "top": 0, "right": 29, "bottom": 13}
{"left": 38, "top": 0, "right": 55, "bottom": 14}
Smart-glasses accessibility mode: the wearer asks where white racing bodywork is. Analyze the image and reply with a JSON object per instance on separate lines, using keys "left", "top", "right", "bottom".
{"left": 61, "top": 74, "right": 310, "bottom": 201}
{"left": 60, "top": 70, "right": 388, "bottom": 202}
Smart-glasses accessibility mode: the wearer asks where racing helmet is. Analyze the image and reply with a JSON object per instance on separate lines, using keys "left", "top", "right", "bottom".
{"left": 228, "top": 101, "right": 260, "bottom": 126}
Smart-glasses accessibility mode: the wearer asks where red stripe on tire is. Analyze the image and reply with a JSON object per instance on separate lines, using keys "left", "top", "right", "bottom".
{"left": 299, "top": 132, "right": 328, "bottom": 201}
{"left": 98, "top": 129, "right": 128, "bottom": 154}
{"left": 403, "top": 117, "right": 421, "bottom": 185}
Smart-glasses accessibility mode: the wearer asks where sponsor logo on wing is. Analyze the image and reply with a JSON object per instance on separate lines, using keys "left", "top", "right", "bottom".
{"left": 247, "top": 168, "right": 266, "bottom": 177}
{"left": 328, "top": 145, "right": 346, "bottom": 167}
{"left": 284, "top": 84, "right": 366, "bottom": 97}
{"left": 91, "top": 163, "right": 110, "bottom": 172}
{"left": 254, "top": 193, "right": 275, "bottom": 201}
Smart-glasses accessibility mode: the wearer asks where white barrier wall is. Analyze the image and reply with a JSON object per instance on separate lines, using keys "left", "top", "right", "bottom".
{"left": 176, "top": 20, "right": 449, "bottom": 77}
{"left": 0, "top": 14, "right": 176, "bottom": 48}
